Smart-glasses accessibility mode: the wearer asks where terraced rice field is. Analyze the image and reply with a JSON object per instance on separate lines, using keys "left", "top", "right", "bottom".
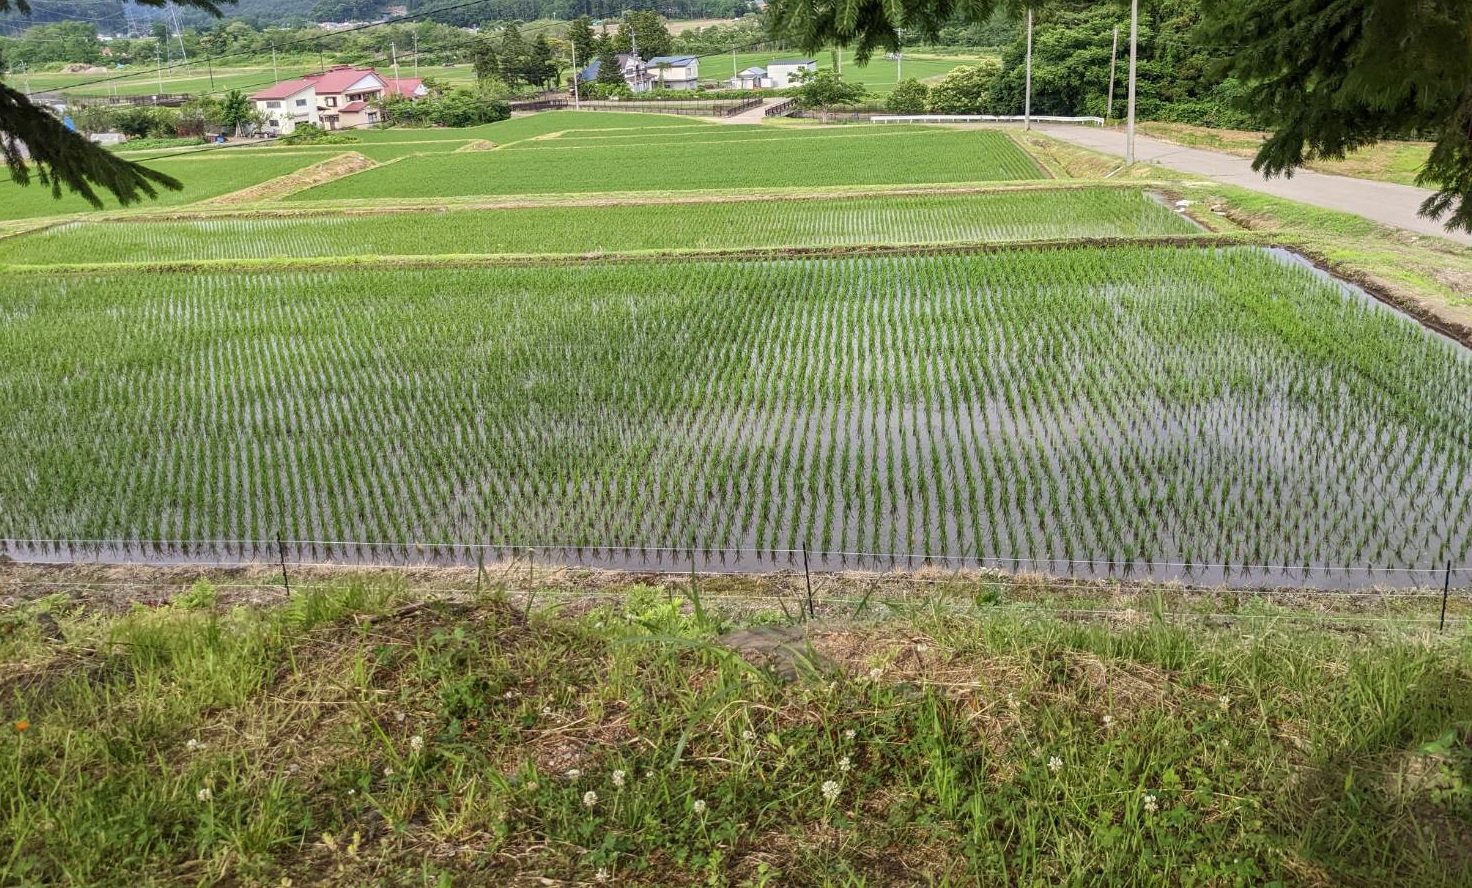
{"left": 0, "top": 189, "right": 1197, "bottom": 265}
{"left": 2, "top": 247, "right": 1468, "bottom": 584}
{"left": 290, "top": 129, "right": 1042, "bottom": 200}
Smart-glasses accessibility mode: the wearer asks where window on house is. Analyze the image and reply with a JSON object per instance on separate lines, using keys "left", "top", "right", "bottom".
{"left": 266, "top": 101, "right": 281, "bottom": 109}
{"left": 295, "top": 98, "right": 308, "bottom": 107}
{"left": 325, "top": 96, "right": 337, "bottom": 107}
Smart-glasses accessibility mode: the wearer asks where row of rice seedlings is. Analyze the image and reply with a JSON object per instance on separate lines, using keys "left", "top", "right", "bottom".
{"left": 0, "top": 189, "right": 1193, "bottom": 267}
{"left": 0, "top": 247, "right": 1467, "bottom": 577}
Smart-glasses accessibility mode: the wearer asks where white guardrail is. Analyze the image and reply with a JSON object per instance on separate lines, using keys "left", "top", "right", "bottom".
{"left": 872, "top": 114, "right": 1106, "bottom": 125}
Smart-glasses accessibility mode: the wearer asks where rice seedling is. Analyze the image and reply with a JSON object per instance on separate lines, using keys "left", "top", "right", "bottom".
{"left": 0, "top": 245, "right": 1466, "bottom": 585}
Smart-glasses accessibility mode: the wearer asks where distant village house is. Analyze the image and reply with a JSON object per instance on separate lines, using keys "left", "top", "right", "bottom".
{"left": 251, "top": 66, "right": 427, "bottom": 134}
{"left": 646, "top": 55, "right": 699, "bottom": 90}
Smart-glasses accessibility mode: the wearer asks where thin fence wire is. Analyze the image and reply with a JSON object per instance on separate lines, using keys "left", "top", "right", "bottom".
{"left": 2, "top": 537, "right": 1464, "bottom": 579}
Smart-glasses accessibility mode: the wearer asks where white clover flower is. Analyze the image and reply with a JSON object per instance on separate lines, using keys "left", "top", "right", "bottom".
{"left": 821, "top": 780, "right": 841, "bottom": 803}
{"left": 409, "top": 735, "right": 424, "bottom": 753}
{"left": 1220, "top": 739, "right": 1230, "bottom": 749}
{"left": 611, "top": 770, "right": 625, "bottom": 788}
{"left": 525, "top": 781, "right": 538, "bottom": 791}
{"left": 1047, "top": 756, "right": 1063, "bottom": 774}
{"left": 394, "top": 711, "right": 406, "bottom": 723}
{"left": 741, "top": 729, "right": 756, "bottom": 742}
{"left": 566, "top": 768, "right": 580, "bottom": 780}
{"left": 838, "top": 756, "right": 852, "bottom": 773}
{"left": 196, "top": 787, "right": 213, "bottom": 802}
{"left": 1006, "top": 692, "right": 1019, "bottom": 711}
{"left": 1102, "top": 715, "right": 1114, "bottom": 727}
{"left": 185, "top": 738, "right": 204, "bottom": 751}
{"left": 582, "top": 790, "right": 598, "bottom": 809}
{"left": 594, "top": 868, "right": 610, "bottom": 884}
{"left": 867, "top": 667, "right": 884, "bottom": 683}
{"left": 1143, "top": 793, "right": 1158, "bottom": 814}
{"left": 843, "top": 729, "right": 856, "bottom": 741}
{"left": 1217, "top": 695, "right": 1231, "bottom": 712}
{"left": 503, "top": 690, "right": 519, "bottom": 699}
{"left": 692, "top": 799, "right": 706, "bottom": 815}
{"left": 542, "top": 706, "right": 555, "bottom": 717}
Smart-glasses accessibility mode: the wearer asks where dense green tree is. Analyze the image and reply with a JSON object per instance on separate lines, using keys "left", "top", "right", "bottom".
{"left": 790, "top": 68, "right": 868, "bottom": 109}
{"left": 1200, "top": 0, "right": 1472, "bottom": 232}
{"left": 924, "top": 60, "right": 1001, "bottom": 114}
{"left": 218, "top": 89, "right": 254, "bottom": 134}
{"left": 594, "top": 40, "right": 625, "bottom": 87}
{"left": 470, "top": 40, "right": 501, "bottom": 82}
{"left": 886, "top": 78, "right": 930, "bottom": 113}
{"left": 608, "top": 10, "right": 671, "bottom": 59}
{"left": 566, "top": 14, "right": 596, "bottom": 67}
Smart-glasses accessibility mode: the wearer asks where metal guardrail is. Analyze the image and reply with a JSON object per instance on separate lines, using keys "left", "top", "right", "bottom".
{"left": 764, "top": 98, "right": 798, "bottom": 117}
{"left": 872, "top": 114, "right": 1106, "bottom": 125}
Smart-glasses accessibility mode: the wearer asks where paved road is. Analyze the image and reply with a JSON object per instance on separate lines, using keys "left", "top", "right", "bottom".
{"left": 1035, "top": 125, "right": 1472, "bottom": 246}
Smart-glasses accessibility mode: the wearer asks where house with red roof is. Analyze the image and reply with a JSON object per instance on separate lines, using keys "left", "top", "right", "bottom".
{"left": 251, "top": 66, "right": 426, "bottom": 135}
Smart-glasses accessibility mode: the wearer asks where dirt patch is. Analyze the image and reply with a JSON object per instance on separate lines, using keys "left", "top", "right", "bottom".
{"left": 454, "top": 140, "right": 497, "bottom": 152}
{"left": 202, "top": 152, "right": 378, "bottom": 204}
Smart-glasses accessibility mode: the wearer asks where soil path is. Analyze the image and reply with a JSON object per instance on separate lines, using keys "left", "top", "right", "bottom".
{"left": 1035, "top": 124, "right": 1472, "bottom": 246}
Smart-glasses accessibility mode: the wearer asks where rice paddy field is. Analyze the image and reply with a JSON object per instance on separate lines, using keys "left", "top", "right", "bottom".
{"left": 1, "top": 246, "right": 1468, "bottom": 586}
{"left": 0, "top": 189, "right": 1196, "bottom": 264}
{"left": 1, "top": 110, "right": 1468, "bottom": 590}
{"left": 289, "top": 128, "right": 1043, "bottom": 200}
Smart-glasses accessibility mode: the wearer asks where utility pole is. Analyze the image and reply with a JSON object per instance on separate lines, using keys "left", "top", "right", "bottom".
{"left": 1024, "top": 8, "right": 1033, "bottom": 130}
{"left": 391, "top": 42, "right": 399, "bottom": 80}
{"left": 272, "top": 45, "right": 279, "bottom": 82}
{"left": 412, "top": 28, "right": 418, "bottom": 78}
{"left": 170, "top": 6, "right": 187, "bottom": 63}
{"left": 571, "top": 42, "right": 580, "bottom": 107}
{"left": 1107, "top": 26, "right": 1118, "bottom": 120}
{"left": 206, "top": 53, "right": 214, "bottom": 90}
{"left": 1126, "top": 0, "right": 1138, "bottom": 164}
{"left": 155, "top": 46, "right": 163, "bottom": 98}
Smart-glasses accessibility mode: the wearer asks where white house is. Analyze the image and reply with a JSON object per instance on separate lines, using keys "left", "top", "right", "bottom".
{"left": 250, "top": 79, "right": 318, "bottom": 134}
{"left": 767, "top": 58, "right": 817, "bottom": 88}
{"left": 646, "top": 55, "right": 699, "bottom": 90}
{"left": 577, "top": 53, "right": 655, "bottom": 93}
{"left": 730, "top": 66, "right": 770, "bottom": 89}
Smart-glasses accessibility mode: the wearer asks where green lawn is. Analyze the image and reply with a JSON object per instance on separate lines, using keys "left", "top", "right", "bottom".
{"left": 0, "top": 189, "right": 1197, "bottom": 266}
{"left": 290, "top": 127, "right": 1041, "bottom": 200}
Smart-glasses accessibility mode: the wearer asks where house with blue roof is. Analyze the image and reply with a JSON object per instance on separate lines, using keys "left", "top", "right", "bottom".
{"left": 646, "top": 55, "right": 700, "bottom": 90}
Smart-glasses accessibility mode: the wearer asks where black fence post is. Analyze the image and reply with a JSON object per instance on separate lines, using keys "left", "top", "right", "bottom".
{"left": 1440, "top": 561, "right": 1452, "bottom": 633}
{"left": 277, "top": 530, "right": 291, "bottom": 598}
{"left": 802, "top": 543, "right": 815, "bottom": 619}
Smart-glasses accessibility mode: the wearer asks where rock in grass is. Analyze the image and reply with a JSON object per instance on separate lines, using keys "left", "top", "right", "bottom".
{"left": 719, "top": 625, "right": 835, "bottom": 683}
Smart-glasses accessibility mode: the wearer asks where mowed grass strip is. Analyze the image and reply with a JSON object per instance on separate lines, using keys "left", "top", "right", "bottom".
{"left": 0, "top": 189, "right": 1198, "bottom": 266}
{"left": 2, "top": 575, "right": 1470, "bottom": 885}
{"left": 289, "top": 128, "right": 1042, "bottom": 200}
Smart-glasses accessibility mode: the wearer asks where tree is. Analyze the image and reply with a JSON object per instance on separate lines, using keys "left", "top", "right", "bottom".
{"left": 924, "top": 60, "right": 1001, "bottom": 114}
{"left": 609, "top": 10, "right": 671, "bottom": 60}
{"left": 595, "top": 41, "right": 625, "bottom": 88}
{"left": 886, "top": 78, "right": 931, "bottom": 114}
{"left": 470, "top": 41, "right": 501, "bottom": 83}
{"left": 790, "top": 69, "right": 869, "bottom": 110}
{"left": 1, "top": 0, "right": 229, "bottom": 210}
{"left": 214, "top": 90, "right": 251, "bottom": 135}
{"left": 1199, "top": 0, "right": 1472, "bottom": 232}
{"left": 566, "top": 15, "right": 596, "bottom": 67}
{"left": 767, "top": 0, "right": 1028, "bottom": 63}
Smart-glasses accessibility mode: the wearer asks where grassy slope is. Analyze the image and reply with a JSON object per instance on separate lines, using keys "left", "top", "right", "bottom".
{"left": 2, "top": 570, "right": 1470, "bottom": 885}
{"left": 290, "top": 128, "right": 1041, "bottom": 200}
{"left": 0, "top": 188, "right": 1197, "bottom": 265}
{"left": 1134, "top": 122, "right": 1433, "bottom": 188}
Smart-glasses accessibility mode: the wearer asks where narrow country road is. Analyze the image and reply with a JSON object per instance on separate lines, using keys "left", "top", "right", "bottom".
{"left": 1034, "top": 125, "right": 1472, "bottom": 247}
{"left": 720, "top": 97, "right": 786, "bottom": 125}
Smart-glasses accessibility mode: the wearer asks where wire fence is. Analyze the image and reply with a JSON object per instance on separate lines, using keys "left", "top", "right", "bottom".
{"left": 2, "top": 538, "right": 1467, "bottom": 595}
{"left": 509, "top": 97, "right": 763, "bottom": 118}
